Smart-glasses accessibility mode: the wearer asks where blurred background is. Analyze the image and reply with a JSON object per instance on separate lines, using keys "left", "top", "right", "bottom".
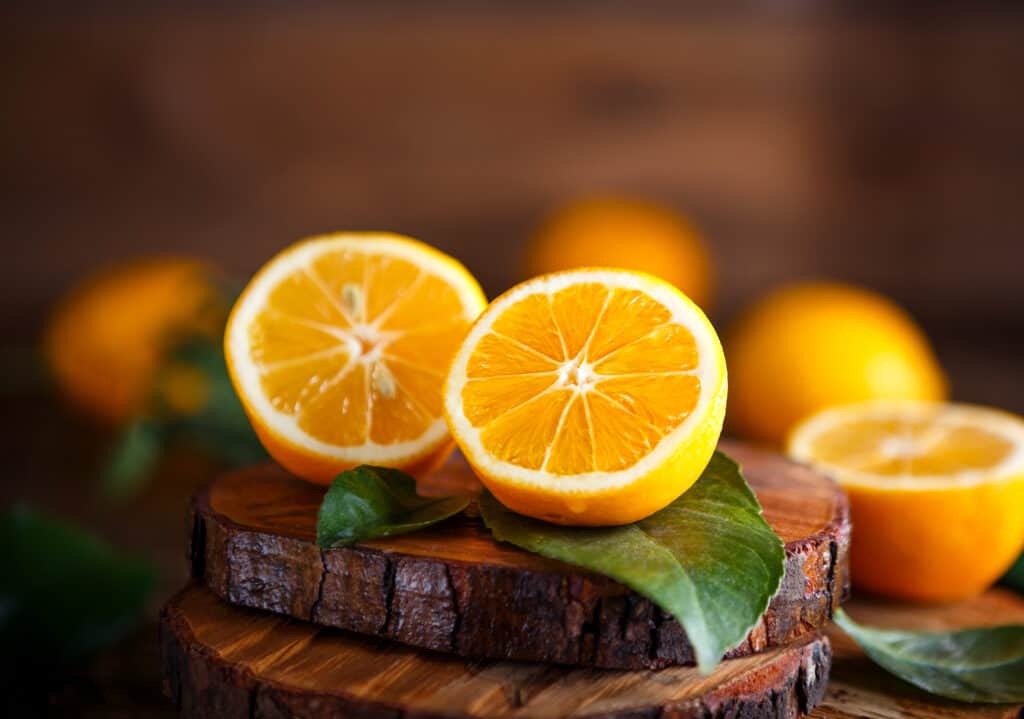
{"left": 3, "top": 2, "right": 1024, "bottom": 716}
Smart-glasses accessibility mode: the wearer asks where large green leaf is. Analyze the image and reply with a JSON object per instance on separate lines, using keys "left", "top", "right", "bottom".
{"left": 0, "top": 506, "right": 155, "bottom": 682}
{"left": 479, "top": 451, "right": 785, "bottom": 673}
{"left": 317, "top": 466, "right": 470, "bottom": 548}
{"left": 835, "top": 609, "right": 1024, "bottom": 703}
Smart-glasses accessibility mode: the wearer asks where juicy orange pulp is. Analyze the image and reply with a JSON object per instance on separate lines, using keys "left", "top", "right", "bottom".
{"left": 463, "top": 284, "right": 702, "bottom": 473}
{"left": 226, "top": 233, "right": 486, "bottom": 483}
{"left": 446, "top": 269, "right": 727, "bottom": 525}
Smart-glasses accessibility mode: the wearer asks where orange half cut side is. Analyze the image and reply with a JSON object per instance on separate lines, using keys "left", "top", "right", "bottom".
{"left": 444, "top": 268, "right": 727, "bottom": 525}
{"left": 226, "top": 233, "right": 487, "bottom": 483}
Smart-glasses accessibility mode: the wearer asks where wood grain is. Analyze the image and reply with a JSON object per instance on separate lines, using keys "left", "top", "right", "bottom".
{"left": 188, "top": 440, "right": 850, "bottom": 670}
{"left": 160, "top": 582, "right": 833, "bottom": 719}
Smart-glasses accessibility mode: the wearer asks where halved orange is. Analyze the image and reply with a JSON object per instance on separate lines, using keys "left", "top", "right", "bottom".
{"left": 225, "top": 233, "right": 486, "bottom": 484}
{"left": 788, "top": 400, "right": 1024, "bottom": 601}
{"left": 444, "top": 269, "right": 727, "bottom": 526}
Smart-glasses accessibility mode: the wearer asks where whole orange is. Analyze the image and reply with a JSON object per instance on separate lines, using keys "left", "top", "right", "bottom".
{"left": 45, "top": 258, "right": 222, "bottom": 423}
{"left": 726, "top": 282, "right": 948, "bottom": 446}
{"left": 525, "top": 198, "right": 714, "bottom": 310}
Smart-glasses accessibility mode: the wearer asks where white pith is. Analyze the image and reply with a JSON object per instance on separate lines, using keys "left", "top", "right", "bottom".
{"left": 788, "top": 399, "right": 1024, "bottom": 490}
{"left": 444, "top": 269, "right": 726, "bottom": 494}
{"left": 227, "top": 233, "right": 485, "bottom": 465}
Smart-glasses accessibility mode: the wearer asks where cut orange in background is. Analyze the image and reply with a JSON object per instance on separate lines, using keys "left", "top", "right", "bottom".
{"left": 788, "top": 400, "right": 1024, "bottom": 601}
{"left": 444, "top": 269, "right": 727, "bottom": 526}
{"left": 225, "top": 233, "right": 486, "bottom": 484}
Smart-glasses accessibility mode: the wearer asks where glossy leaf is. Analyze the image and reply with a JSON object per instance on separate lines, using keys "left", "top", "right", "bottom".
{"left": 1001, "top": 552, "right": 1024, "bottom": 594}
{"left": 479, "top": 451, "right": 785, "bottom": 673}
{"left": 317, "top": 465, "right": 470, "bottom": 548}
{"left": 835, "top": 609, "right": 1024, "bottom": 703}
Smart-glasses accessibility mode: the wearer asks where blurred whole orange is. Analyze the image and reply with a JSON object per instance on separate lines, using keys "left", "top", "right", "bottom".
{"left": 726, "top": 282, "right": 948, "bottom": 446}
{"left": 524, "top": 197, "right": 714, "bottom": 310}
{"left": 45, "top": 258, "right": 223, "bottom": 424}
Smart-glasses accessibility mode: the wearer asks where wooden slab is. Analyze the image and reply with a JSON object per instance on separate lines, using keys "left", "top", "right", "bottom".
{"left": 161, "top": 583, "right": 833, "bottom": 719}
{"left": 188, "top": 440, "right": 851, "bottom": 669}
{"left": 813, "top": 587, "right": 1024, "bottom": 719}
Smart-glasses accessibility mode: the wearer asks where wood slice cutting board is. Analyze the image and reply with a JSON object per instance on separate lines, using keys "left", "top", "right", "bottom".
{"left": 188, "top": 440, "right": 850, "bottom": 670}
{"left": 161, "top": 583, "right": 832, "bottom": 719}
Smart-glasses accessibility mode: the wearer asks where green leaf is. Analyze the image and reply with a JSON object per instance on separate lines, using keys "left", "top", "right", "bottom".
{"left": 1001, "top": 552, "right": 1024, "bottom": 594}
{"left": 317, "top": 466, "right": 470, "bottom": 548}
{"left": 164, "top": 338, "right": 267, "bottom": 466}
{"left": 478, "top": 451, "right": 785, "bottom": 673}
{"left": 0, "top": 506, "right": 155, "bottom": 683}
{"left": 99, "top": 420, "right": 165, "bottom": 499}
{"left": 835, "top": 608, "right": 1024, "bottom": 703}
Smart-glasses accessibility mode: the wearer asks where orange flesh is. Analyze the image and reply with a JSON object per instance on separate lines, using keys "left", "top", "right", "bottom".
{"left": 460, "top": 283, "right": 701, "bottom": 474}
{"left": 247, "top": 248, "right": 473, "bottom": 446}
{"left": 807, "top": 417, "right": 1016, "bottom": 477}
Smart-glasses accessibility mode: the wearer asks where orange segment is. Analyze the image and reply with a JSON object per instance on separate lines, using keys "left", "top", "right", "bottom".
{"left": 479, "top": 390, "right": 573, "bottom": 471}
{"left": 546, "top": 395, "right": 596, "bottom": 475}
{"left": 225, "top": 233, "right": 486, "bottom": 484}
{"left": 465, "top": 334, "right": 561, "bottom": 377}
{"left": 264, "top": 271, "right": 352, "bottom": 328}
{"left": 587, "top": 288, "right": 673, "bottom": 359}
{"left": 788, "top": 400, "right": 1024, "bottom": 601}
{"left": 258, "top": 350, "right": 351, "bottom": 415}
{"left": 595, "top": 374, "right": 700, "bottom": 434}
{"left": 444, "top": 268, "right": 727, "bottom": 526}
{"left": 249, "top": 313, "right": 344, "bottom": 366}
{"left": 548, "top": 283, "right": 610, "bottom": 357}
{"left": 461, "top": 375, "right": 559, "bottom": 426}
{"left": 491, "top": 293, "right": 566, "bottom": 361}
{"left": 584, "top": 391, "right": 664, "bottom": 472}
{"left": 296, "top": 363, "right": 368, "bottom": 446}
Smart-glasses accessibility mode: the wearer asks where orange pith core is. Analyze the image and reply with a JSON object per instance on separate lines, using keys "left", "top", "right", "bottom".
{"left": 461, "top": 282, "right": 701, "bottom": 475}
{"left": 248, "top": 248, "right": 472, "bottom": 447}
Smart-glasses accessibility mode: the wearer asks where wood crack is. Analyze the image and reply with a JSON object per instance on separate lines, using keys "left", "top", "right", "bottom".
{"left": 381, "top": 555, "right": 397, "bottom": 635}
{"left": 188, "top": 507, "right": 206, "bottom": 581}
{"left": 443, "top": 563, "right": 463, "bottom": 652}
{"left": 309, "top": 548, "right": 328, "bottom": 623}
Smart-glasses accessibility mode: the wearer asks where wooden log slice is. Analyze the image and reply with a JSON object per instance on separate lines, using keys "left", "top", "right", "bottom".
{"left": 161, "top": 583, "right": 833, "bottom": 719}
{"left": 188, "top": 440, "right": 850, "bottom": 670}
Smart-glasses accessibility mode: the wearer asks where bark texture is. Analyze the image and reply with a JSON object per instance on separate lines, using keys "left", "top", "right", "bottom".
{"left": 189, "top": 441, "right": 850, "bottom": 669}
{"left": 161, "top": 583, "right": 833, "bottom": 719}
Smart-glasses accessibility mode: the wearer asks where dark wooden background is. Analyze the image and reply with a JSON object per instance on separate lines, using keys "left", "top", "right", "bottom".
{"left": 2, "top": 4, "right": 1023, "bottom": 716}
{"left": 4, "top": 3, "right": 1024, "bottom": 408}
